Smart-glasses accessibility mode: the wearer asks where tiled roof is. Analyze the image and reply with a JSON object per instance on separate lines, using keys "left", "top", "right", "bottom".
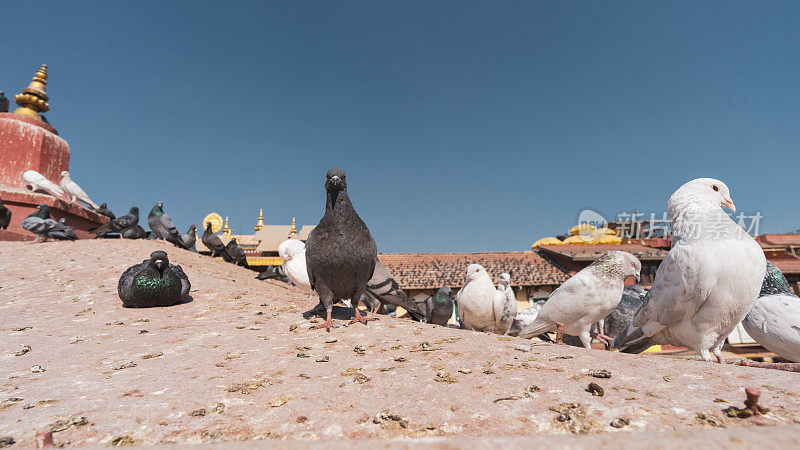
{"left": 756, "top": 234, "right": 800, "bottom": 247}
{"left": 377, "top": 251, "right": 570, "bottom": 290}
{"left": 537, "top": 244, "right": 669, "bottom": 262}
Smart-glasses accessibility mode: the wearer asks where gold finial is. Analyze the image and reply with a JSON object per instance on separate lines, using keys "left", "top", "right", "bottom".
{"left": 222, "top": 216, "right": 231, "bottom": 238}
{"left": 254, "top": 208, "right": 263, "bottom": 231}
{"left": 289, "top": 217, "right": 298, "bottom": 238}
{"left": 14, "top": 64, "right": 50, "bottom": 120}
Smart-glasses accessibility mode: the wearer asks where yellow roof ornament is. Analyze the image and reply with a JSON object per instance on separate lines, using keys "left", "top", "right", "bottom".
{"left": 289, "top": 217, "right": 298, "bottom": 238}
{"left": 14, "top": 64, "right": 50, "bottom": 120}
{"left": 202, "top": 212, "right": 223, "bottom": 233}
{"left": 254, "top": 208, "right": 263, "bottom": 231}
{"left": 531, "top": 237, "right": 564, "bottom": 249}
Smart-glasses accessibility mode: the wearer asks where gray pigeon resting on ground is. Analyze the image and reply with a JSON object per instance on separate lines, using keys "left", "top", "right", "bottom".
{"left": 0, "top": 198, "right": 11, "bottom": 230}
{"left": 518, "top": 251, "right": 641, "bottom": 348}
{"left": 21, "top": 204, "right": 78, "bottom": 242}
{"left": 123, "top": 224, "right": 147, "bottom": 239}
{"left": 224, "top": 238, "right": 249, "bottom": 267}
{"left": 148, "top": 202, "right": 188, "bottom": 249}
{"left": 89, "top": 207, "right": 140, "bottom": 238}
{"left": 742, "top": 261, "right": 800, "bottom": 362}
{"left": 201, "top": 222, "right": 227, "bottom": 258}
{"left": 305, "top": 168, "right": 378, "bottom": 331}
{"left": 614, "top": 178, "right": 766, "bottom": 363}
{"left": 256, "top": 265, "right": 290, "bottom": 283}
{"left": 96, "top": 203, "right": 115, "bottom": 220}
{"left": 118, "top": 251, "right": 190, "bottom": 308}
{"left": 603, "top": 285, "right": 646, "bottom": 340}
{"left": 421, "top": 286, "right": 454, "bottom": 326}
{"left": 181, "top": 224, "right": 198, "bottom": 251}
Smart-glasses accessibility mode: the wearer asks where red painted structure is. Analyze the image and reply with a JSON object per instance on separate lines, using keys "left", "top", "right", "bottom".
{"left": 0, "top": 112, "right": 107, "bottom": 240}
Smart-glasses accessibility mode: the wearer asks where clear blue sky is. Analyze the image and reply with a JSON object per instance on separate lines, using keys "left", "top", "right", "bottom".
{"left": 3, "top": 1, "right": 798, "bottom": 252}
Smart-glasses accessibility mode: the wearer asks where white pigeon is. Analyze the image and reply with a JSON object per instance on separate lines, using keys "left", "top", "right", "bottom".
{"left": 277, "top": 238, "right": 315, "bottom": 297}
{"left": 493, "top": 273, "right": 518, "bottom": 335}
{"left": 741, "top": 261, "right": 800, "bottom": 362}
{"left": 60, "top": 171, "right": 99, "bottom": 209}
{"left": 518, "top": 251, "right": 641, "bottom": 348}
{"left": 21, "top": 170, "right": 65, "bottom": 198}
{"left": 615, "top": 178, "right": 766, "bottom": 363}
{"left": 456, "top": 264, "right": 500, "bottom": 332}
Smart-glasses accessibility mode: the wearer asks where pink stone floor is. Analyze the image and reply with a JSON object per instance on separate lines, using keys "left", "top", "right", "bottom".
{"left": 1, "top": 240, "right": 799, "bottom": 447}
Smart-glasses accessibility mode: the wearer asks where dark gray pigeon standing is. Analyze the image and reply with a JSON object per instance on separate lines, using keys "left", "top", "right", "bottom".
{"left": 363, "top": 260, "right": 425, "bottom": 320}
{"left": 123, "top": 224, "right": 147, "bottom": 239}
{"left": 224, "top": 238, "right": 249, "bottom": 267}
{"left": 89, "top": 207, "right": 139, "bottom": 238}
{"left": 305, "top": 168, "right": 378, "bottom": 331}
{"left": 201, "top": 222, "right": 227, "bottom": 258}
{"left": 148, "top": 202, "right": 188, "bottom": 249}
{"left": 181, "top": 224, "right": 198, "bottom": 251}
{"left": 21, "top": 204, "right": 78, "bottom": 242}
{"left": 96, "top": 203, "right": 115, "bottom": 220}
{"left": 422, "top": 286, "right": 455, "bottom": 326}
{"left": 603, "top": 285, "right": 646, "bottom": 340}
{"left": 0, "top": 197, "right": 11, "bottom": 230}
{"left": 118, "top": 251, "right": 190, "bottom": 308}
{"left": 57, "top": 218, "right": 79, "bottom": 240}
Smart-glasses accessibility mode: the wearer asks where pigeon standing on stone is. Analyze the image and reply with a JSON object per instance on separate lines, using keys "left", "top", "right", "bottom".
{"left": 224, "top": 238, "right": 249, "bottom": 267}
{"left": 421, "top": 286, "right": 455, "bottom": 326}
{"left": 20, "top": 204, "right": 78, "bottom": 242}
{"left": 57, "top": 218, "right": 78, "bottom": 240}
{"left": 148, "top": 202, "right": 188, "bottom": 249}
{"left": 89, "top": 207, "right": 139, "bottom": 238}
{"left": 456, "top": 264, "right": 500, "bottom": 332}
{"left": 0, "top": 91, "right": 8, "bottom": 113}
{"left": 96, "top": 203, "right": 115, "bottom": 220}
{"left": 305, "top": 169, "right": 378, "bottom": 331}
{"left": 21, "top": 170, "right": 65, "bottom": 198}
{"left": 614, "top": 178, "right": 766, "bottom": 363}
{"left": 118, "top": 251, "right": 190, "bottom": 308}
{"left": 603, "top": 285, "right": 646, "bottom": 340}
{"left": 741, "top": 261, "right": 800, "bottom": 362}
{"left": 180, "top": 224, "right": 198, "bottom": 251}
{"left": 59, "top": 171, "right": 99, "bottom": 210}
{"left": 201, "top": 222, "right": 226, "bottom": 257}
{"left": 518, "top": 251, "right": 641, "bottom": 348}
{"left": 493, "top": 273, "right": 518, "bottom": 335}
{"left": 0, "top": 197, "right": 11, "bottom": 230}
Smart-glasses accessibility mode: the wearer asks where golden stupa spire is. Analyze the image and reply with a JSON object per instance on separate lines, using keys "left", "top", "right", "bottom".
{"left": 254, "top": 208, "right": 263, "bottom": 231}
{"left": 289, "top": 217, "right": 298, "bottom": 238}
{"left": 222, "top": 216, "right": 231, "bottom": 238}
{"left": 14, "top": 64, "right": 50, "bottom": 121}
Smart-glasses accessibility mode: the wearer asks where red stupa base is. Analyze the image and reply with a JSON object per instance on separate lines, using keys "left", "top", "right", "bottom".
{"left": 0, "top": 112, "right": 108, "bottom": 240}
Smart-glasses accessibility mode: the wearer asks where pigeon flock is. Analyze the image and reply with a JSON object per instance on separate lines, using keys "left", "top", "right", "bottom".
{"left": 8, "top": 167, "right": 799, "bottom": 366}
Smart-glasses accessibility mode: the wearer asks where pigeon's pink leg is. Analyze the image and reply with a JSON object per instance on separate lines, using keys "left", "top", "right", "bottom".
{"left": 590, "top": 331, "right": 613, "bottom": 348}
{"left": 350, "top": 307, "right": 378, "bottom": 325}
{"left": 555, "top": 322, "right": 566, "bottom": 345}
{"left": 312, "top": 309, "right": 334, "bottom": 332}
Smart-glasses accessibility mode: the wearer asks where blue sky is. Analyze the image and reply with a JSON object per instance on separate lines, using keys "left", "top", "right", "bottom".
{"left": 2, "top": 1, "right": 798, "bottom": 252}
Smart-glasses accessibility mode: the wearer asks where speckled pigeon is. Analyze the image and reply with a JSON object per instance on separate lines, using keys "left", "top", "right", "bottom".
{"left": 493, "top": 273, "right": 518, "bottom": 335}
{"left": 89, "top": 207, "right": 139, "bottom": 238}
{"left": 518, "top": 251, "right": 641, "bottom": 348}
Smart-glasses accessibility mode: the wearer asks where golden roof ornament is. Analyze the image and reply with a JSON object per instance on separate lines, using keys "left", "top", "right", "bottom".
{"left": 254, "top": 208, "right": 263, "bottom": 231}
{"left": 222, "top": 216, "right": 231, "bottom": 238}
{"left": 289, "top": 217, "right": 298, "bottom": 238}
{"left": 202, "top": 212, "right": 223, "bottom": 233}
{"left": 14, "top": 64, "right": 50, "bottom": 121}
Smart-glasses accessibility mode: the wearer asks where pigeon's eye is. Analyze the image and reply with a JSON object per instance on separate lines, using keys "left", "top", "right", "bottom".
{"left": 712, "top": 185, "right": 719, "bottom": 192}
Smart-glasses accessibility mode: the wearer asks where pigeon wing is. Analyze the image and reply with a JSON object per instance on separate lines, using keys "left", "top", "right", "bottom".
{"left": 616, "top": 245, "right": 714, "bottom": 349}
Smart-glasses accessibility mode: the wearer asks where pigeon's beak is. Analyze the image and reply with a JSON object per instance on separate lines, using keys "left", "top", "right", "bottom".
{"left": 722, "top": 198, "right": 735, "bottom": 213}
{"left": 155, "top": 260, "right": 164, "bottom": 271}
{"left": 329, "top": 176, "right": 342, "bottom": 188}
